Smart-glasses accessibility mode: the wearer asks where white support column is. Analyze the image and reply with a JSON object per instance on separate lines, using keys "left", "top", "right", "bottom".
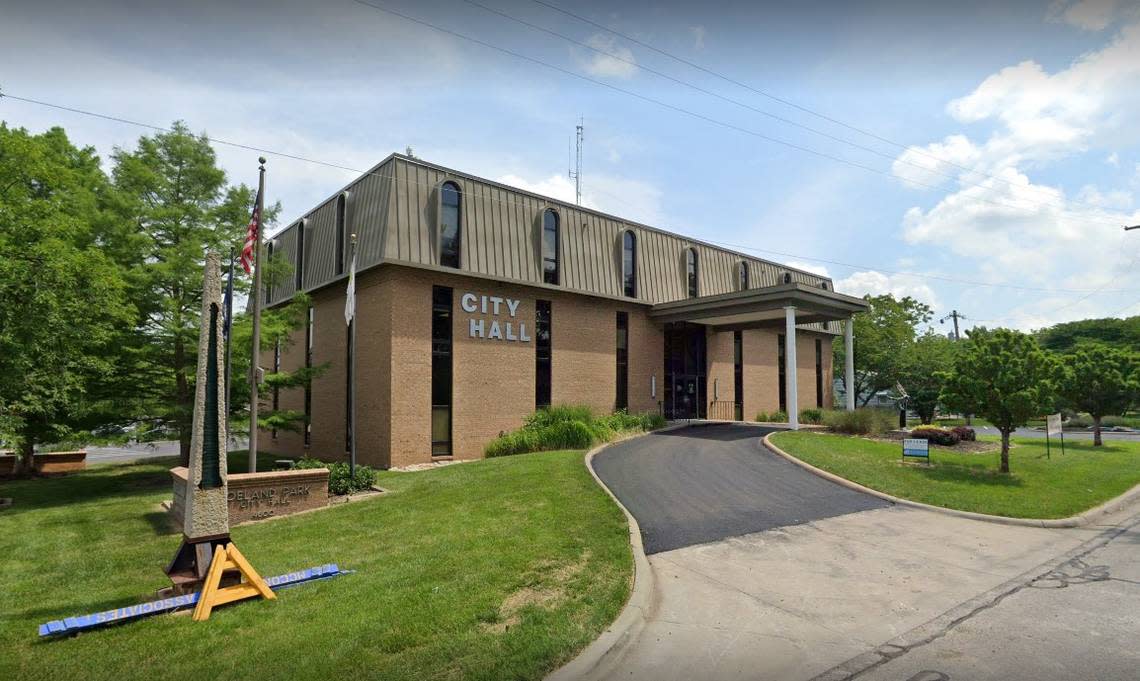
{"left": 785, "top": 306, "right": 799, "bottom": 430}
{"left": 845, "top": 318, "right": 855, "bottom": 411}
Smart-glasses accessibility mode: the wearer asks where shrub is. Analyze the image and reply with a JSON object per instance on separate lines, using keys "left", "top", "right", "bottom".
{"left": 294, "top": 457, "right": 377, "bottom": 495}
{"left": 909, "top": 426, "right": 960, "bottom": 446}
{"left": 799, "top": 408, "right": 823, "bottom": 424}
{"left": 755, "top": 411, "right": 788, "bottom": 423}
{"left": 486, "top": 405, "right": 664, "bottom": 457}
{"left": 1066, "top": 415, "right": 1093, "bottom": 428}
{"left": 524, "top": 404, "right": 595, "bottom": 429}
{"left": 822, "top": 408, "right": 896, "bottom": 435}
{"left": 951, "top": 426, "right": 976, "bottom": 442}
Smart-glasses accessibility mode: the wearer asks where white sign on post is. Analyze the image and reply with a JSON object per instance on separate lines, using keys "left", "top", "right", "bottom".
{"left": 1046, "top": 413, "right": 1063, "bottom": 437}
{"left": 902, "top": 438, "right": 930, "bottom": 458}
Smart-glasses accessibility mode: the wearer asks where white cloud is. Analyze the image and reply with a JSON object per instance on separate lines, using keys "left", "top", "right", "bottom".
{"left": 784, "top": 261, "right": 831, "bottom": 277}
{"left": 1047, "top": 0, "right": 1129, "bottom": 31}
{"left": 835, "top": 271, "right": 940, "bottom": 309}
{"left": 579, "top": 34, "right": 638, "bottom": 79}
{"left": 894, "top": 19, "right": 1140, "bottom": 293}
{"left": 690, "top": 25, "right": 706, "bottom": 50}
{"left": 1106, "top": 151, "right": 1120, "bottom": 165}
{"left": 496, "top": 173, "right": 580, "bottom": 204}
{"left": 495, "top": 172, "right": 664, "bottom": 226}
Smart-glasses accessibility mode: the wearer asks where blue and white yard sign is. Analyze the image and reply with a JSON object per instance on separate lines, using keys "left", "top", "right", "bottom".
{"left": 902, "top": 438, "right": 930, "bottom": 459}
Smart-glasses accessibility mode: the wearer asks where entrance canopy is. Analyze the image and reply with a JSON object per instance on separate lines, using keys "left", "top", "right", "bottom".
{"left": 649, "top": 282, "right": 870, "bottom": 329}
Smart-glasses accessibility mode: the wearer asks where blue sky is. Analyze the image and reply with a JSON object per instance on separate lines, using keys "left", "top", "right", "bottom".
{"left": 3, "top": 0, "right": 1139, "bottom": 331}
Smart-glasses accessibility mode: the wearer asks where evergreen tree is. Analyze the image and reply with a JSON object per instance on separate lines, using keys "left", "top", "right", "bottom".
{"left": 109, "top": 122, "right": 277, "bottom": 465}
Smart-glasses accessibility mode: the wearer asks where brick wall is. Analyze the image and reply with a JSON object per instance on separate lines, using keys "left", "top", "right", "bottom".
{"left": 261, "top": 262, "right": 838, "bottom": 467}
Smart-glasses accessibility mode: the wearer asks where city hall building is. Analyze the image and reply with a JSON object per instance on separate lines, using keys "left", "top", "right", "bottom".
{"left": 260, "top": 153, "right": 868, "bottom": 468}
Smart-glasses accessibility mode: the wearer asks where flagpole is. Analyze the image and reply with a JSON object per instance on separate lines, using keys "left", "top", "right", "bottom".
{"left": 348, "top": 233, "right": 358, "bottom": 477}
{"left": 249, "top": 157, "right": 266, "bottom": 473}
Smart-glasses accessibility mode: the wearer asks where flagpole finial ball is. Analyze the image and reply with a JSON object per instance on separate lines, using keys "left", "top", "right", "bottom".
{"left": 258, "top": 156, "right": 267, "bottom": 165}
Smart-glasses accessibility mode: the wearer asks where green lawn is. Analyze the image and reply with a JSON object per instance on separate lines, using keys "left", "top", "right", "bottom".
{"left": 770, "top": 431, "right": 1140, "bottom": 519}
{"left": 0, "top": 450, "right": 631, "bottom": 681}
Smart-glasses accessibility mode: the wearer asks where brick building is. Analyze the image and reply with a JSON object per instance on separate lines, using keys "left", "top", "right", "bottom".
{"left": 260, "top": 154, "right": 868, "bottom": 468}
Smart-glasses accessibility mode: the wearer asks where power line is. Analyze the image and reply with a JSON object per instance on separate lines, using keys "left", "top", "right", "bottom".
{"left": 580, "top": 180, "right": 1140, "bottom": 295}
{"left": 524, "top": 0, "right": 1099, "bottom": 212}
{"left": 4, "top": 90, "right": 1138, "bottom": 297}
{"left": 461, "top": 0, "right": 1102, "bottom": 217}
{"left": 343, "top": 0, "right": 1125, "bottom": 227}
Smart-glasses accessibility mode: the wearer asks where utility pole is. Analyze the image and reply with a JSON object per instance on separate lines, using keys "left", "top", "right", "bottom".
{"left": 940, "top": 310, "right": 965, "bottom": 341}
{"left": 568, "top": 118, "right": 583, "bottom": 205}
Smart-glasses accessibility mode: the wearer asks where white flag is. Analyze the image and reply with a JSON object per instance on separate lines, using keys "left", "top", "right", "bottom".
{"left": 344, "top": 254, "right": 356, "bottom": 325}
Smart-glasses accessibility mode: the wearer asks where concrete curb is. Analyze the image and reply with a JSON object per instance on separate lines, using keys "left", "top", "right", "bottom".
{"left": 546, "top": 425, "right": 688, "bottom": 681}
{"left": 762, "top": 431, "right": 1140, "bottom": 529}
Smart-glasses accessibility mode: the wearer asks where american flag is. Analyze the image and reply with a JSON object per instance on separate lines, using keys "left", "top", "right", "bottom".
{"left": 240, "top": 190, "right": 261, "bottom": 274}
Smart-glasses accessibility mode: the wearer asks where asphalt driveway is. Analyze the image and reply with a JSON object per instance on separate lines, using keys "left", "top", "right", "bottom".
{"left": 592, "top": 423, "right": 887, "bottom": 553}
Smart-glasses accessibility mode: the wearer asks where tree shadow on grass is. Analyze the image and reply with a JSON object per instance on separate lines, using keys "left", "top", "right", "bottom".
{"left": 0, "top": 465, "right": 172, "bottom": 517}
{"left": 906, "top": 461, "right": 1026, "bottom": 488}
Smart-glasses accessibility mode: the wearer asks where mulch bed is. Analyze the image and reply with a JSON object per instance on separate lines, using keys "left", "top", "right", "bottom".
{"left": 869, "top": 430, "right": 1001, "bottom": 454}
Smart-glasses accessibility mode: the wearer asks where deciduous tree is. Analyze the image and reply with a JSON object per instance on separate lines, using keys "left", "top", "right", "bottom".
{"left": 1056, "top": 343, "right": 1138, "bottom": 446}
{"left": 834, "top": 294, "right": 932, "bottom": 406}
{"left": 939, "top": 328, "right": 1057, "bottom": 473}
{"left": 0, "top": 125, "right": 134, "bottom": 471}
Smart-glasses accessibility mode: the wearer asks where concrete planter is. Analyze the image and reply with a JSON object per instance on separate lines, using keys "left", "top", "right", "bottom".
{"left": 169, "top": 466, "right": 330, "bottom": 526}
{"left": 0, "top": 451, "right": 87, "bottom": 476}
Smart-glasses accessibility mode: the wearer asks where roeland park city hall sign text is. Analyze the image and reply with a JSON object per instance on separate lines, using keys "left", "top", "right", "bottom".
{"left": 461, "top": 291, "right": 531, "bottom": 342}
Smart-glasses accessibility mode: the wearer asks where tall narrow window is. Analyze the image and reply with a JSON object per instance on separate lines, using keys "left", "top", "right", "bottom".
{"left": 265, "top": 241, "right": 274, "bottom": 304}
{"left": 439, "top": 182, "right": 461, "bottom": 269}
{"left": 295, "top": 219, "right": 306, "bottom": 292}
{"left": 272, "top": 339, "right": 280, "bottom": 440}
{"left": 622, "top": 231, "right": 637, "bottom": 298}
{"left": 431, "top": 286, "right": 453, "bottom": 456}
{"left": 335, "top": 193, "right": 347, "bottom": 277}
{"left": 815, "top": 338, "right": 824, "bottom": 408}
{"left": 738, "top": 262, "right": 749, "bottom": 291}
{"left": 536, "top": 300, "right": 552, "bottom": 409}
{"left": 733, "top": 330, "right": 743, "bottom": 421}
{"left": 616, "top": 311, "right": 629, "bottom": 411}
{"left": 304, "top": 306, "right": 314, "bottom": 447}
{"left": 686, "top": 248, "right": 699, "bottom": 298}
{"left": 542, "top": 209, "right": 559, "bottom": 285}
{"left": 778, "top": 334, "right": 787, "bottom": 414}
{"left": 346, "top": 320, "right": 354, "bottom": 452}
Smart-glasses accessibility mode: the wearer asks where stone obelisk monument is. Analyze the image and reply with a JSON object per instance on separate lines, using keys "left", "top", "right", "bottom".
{"left": 166, "top": 252, "right": 231, "bottom": 588}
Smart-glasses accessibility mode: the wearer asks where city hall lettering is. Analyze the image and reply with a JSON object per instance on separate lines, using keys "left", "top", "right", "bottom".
{"left": 461, "top": 292, "right": 531, "bottom": 342}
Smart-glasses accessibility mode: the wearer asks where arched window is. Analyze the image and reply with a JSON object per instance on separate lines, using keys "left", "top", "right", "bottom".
{"left": 439, "top": 182, "right": 462, "bottom": 269}
{"left": 335, "top": 192, "right": 348, "bottom": 276}
{"left": 820, "top": 281, "right": 829, "bottom": 290}
{"left": 686, "top": 248, "right": 699, "bottom": 298}
{"left": 542, "top": 209, "right": 559, "bottom": 285}
{"left": 295, "top": 219, "right": 307, "bottom": 291}
{"left": 782, "top": 271, "right": 793, "bottom": 284}
{"left": 738, "top": 261, "right": 749, "bottom": 291}
{"left": 622, "top": 230, "right": 637, "bottom": 298}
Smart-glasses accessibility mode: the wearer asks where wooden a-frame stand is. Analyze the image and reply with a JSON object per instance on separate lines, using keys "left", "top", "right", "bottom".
{"left": 192, "top": 543, "right": 276, "bottom": 621}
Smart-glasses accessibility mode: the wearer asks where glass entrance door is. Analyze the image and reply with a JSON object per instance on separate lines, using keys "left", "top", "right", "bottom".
{"left": 664, "top": 323, "right": 707, "bottom": 420}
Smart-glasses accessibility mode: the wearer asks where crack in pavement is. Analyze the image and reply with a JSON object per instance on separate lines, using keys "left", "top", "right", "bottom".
{"left": 810, "top": 512, "right": 1140, "bottom": 681}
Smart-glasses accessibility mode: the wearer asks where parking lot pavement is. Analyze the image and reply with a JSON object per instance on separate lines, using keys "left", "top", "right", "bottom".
{"left": 592, "top": 424, "right": 888, "bottom": 554}
{"left": 584, "top": 422, "right": 1138, "bottom": 681}
{"left": 823, "top": 513, "right": 1140, "bottom": 681}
